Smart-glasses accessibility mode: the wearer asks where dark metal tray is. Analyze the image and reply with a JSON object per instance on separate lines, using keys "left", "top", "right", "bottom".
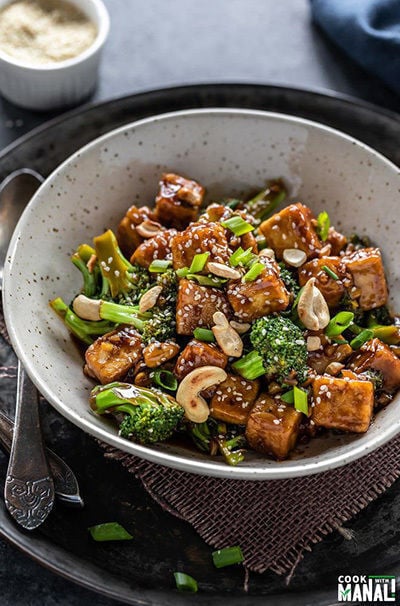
{"left": 1, "top": 84, "right": 400, "bottom": 606}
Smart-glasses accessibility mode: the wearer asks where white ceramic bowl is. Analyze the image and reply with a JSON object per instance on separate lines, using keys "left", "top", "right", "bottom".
{"left": 0, "top": 0, "right": 109, "bottom": 110}
{"left": 4, "top": 109, "right": 400, "bottom": 479}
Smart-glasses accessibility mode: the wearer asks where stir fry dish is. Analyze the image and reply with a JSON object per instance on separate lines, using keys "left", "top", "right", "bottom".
{"left": 50, "top": 173, "right": 400, "bottom": 465}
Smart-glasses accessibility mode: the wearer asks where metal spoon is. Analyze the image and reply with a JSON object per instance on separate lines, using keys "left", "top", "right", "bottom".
{"left": 0, "top": 170, "right": 56, "bottom": 529}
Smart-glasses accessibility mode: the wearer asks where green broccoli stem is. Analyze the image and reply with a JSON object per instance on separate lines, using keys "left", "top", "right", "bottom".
{"left": 216, "top": 436, "right": 245, "bottom": 466}
{"left": 98, "top": 300, "right": 147, "bottom": 331}
{"left": 91, "top": 382, "right": 158, "bottom": 413}
{"left": 50, "top": 297, "right": 114, "bottom": 344}
{"left": 232, "top": 350, "right": 265, "bottom": 380}
{"left": 94, "top": 229, "right": 135, "bottom": 298}
{"left": 349, "top": 322, "right": 400, "bottom": 345}
{"left": 245, "top": 179, "right": 286, "bottom": 221}
{"left": 71, "top": 254, "right": 98, "bottom": 298}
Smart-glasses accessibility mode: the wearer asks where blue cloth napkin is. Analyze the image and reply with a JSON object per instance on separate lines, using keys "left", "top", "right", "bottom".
{"left": 310, "top": 0, "right": 400, "bottom": 95}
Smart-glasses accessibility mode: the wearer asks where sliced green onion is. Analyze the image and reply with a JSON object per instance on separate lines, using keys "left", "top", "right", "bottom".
{"left": 212, "top": 546, "right": 244, "bottom": 568}
{"left": 149, "top": 259, "right": 172, "bottom": 273}
{"left": 317, "top": 211, "right": 330, "bottom": 241}
{"left": 229, "top": 246, "right": 256, "bottom": 267}
{"left": 152, "top": 369, "right": 178, "bottom": 392}
{"left": 232, "top": 350, "right": 265, "bottom": 380}
{"left": 176, "top": 267, "right": 190, "bottom": 278}
{"left": 186, "top": 273, "right": 227, "bottom": 287}
{"left": 294, "top": 386, "right": 308, "bottom": 415}
{"left": 243, "top": 262, "right": 264, "bottom": 282}
{"left": 292, "top": 286, "right": 304, "bottom": 310}
{"left": 280, "top": 389, "right": 294, "bottom": 404}
{"left": 193, "top": 327, "right": 216, "bottom": 342}
{"left": 325, "top": 311, "right": 354, "bottom": 337}
{"left": 174, "top": 572, "right": 198, "bottom": 593}
{"left": 322, "top": 265, "right": 339, "bottom": 281}
{"left": 350, "top": 329, "right": 374, "bottom": 349}
{"left": 221, "top": 215, "right": 254, "bottom": 236}
{"left": 189, "top": 252, "right": 210, "bottom": 273}
{"left": 88, "top": 522, "right": 133, "bottom": 542}
{"left": 224, "top": 198, "right": 242, "bottom": 210}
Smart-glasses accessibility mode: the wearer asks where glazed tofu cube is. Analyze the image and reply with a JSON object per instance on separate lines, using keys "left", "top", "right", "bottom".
{"left": 307, "top": 340, "right": 353, "bottom": 374}
{"left": 298, "top": 257, "right": 350, "bottom": 307}
{"left": 155, "top": 173, "right": 205, "bottom": 230}
{"left": 343, "top": 248, "right": 388, "bottom": 310}
{"left": 143, "top": 341, "right": 180, "bottom": 368}
{"left": 326, "top": 226, "right": 347, "bottom": 256}
{"left": 349, "top": 338, "right": 400, "bottom": 393}
{"left": 171, "top": 222, "right": 230, "bottom": 270}
{"left": 176, "top": 278, "right": 232, "bottom": 335}
{"left": 245, "top": 394, "right": 302, "bottom": 459}
{"left": 85, "top": 327, "right": 142, "bottom": 384}
{"left": 130, "top": 228, "right": 177, "bottom": 268}
{"left": 259, "top": 203, "right": 322, "bottom": 259}
{"left": 210, "top": 374, "right": 260, "bottom": 425}
{"left": 174, "top": 339, "right": 227, "bottom": 380}
{"left": 226, "top": 258, "right": 289, "bottom": 320}
{"left": 312, "top": 375, "right": 374, "bottom": 433}
{"left": 117, "top": 205, "right": 159, "bottom": 257}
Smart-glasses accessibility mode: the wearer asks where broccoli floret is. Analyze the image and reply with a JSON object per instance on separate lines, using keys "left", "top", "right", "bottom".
{"left": 156, "top": 268, "right": 178, "bottom": 305}
{"left": 250, "top": 315, "right": 308, "bottom": 384}
{"left": 90, "top": 382, "right": 184, "bottom": 444}
{"left": 349, "top": 233, "right": 371, "bottom": 248}
{"left": 360, "top": 369, "right": 384, "bottom": 391}
{"left": 141, "top": 305, "right": 176, "bottom": 345}
{"left": 186, "top": 419, "right": 246, "bottom": 466}
{"left": 278, "top": 263, "right": 300, "bottom": 298}
{"left": 368, "top": 306, "right": 393, "bottom": 327}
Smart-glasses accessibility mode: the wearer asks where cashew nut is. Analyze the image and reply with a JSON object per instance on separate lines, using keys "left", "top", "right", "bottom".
{"left": 73, "top": 294, "right": 101, "bottom": 321}
{"left": 176, "top": 366, "right": 227, "bottom": 422}
{"left": 282, "top": 248, "right": 307, "bottom": 268}
{"left": 259, "top": 248, "right": 276, "bottom": 260}
{"left": 212, "top": 311, "right": 243, "bottom": 357}
{"left": 136, "top": 220, "right": 164, "bottom": 238}
{"left": 139, "top": 285, "right": 162, "bottom": 313}
{"left": 306, "top": 335, "right": 321, "bottom": 352}
{"left": 207, "top": 261, "right": 241, "bottom": 280}
{"left": 298, "top": 278, "right": 330, "bottom": 330}
{"left": 229, "top": 320, "right": 251, "bottom": 334}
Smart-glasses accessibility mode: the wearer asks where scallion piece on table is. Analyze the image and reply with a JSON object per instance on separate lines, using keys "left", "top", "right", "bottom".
{"left": 229, "top": 246, "right": 255, "bottom": 267}
{"left": 280, "top": 389, "right": 294, "bottom": 404}
{"left": 174, "top": 572, "right": 198, "bottom": 593}
{"left": 322, "top": 265, "right": 339, "bottom": 281}
{"left": 243, "top": 261, "right": 264, "bottom": 282}
{"left": 317, "top": 211, "right": 330, "bottom": 241}
{"left": 88, "top": 522, "right": 133, "bottom": 542}
{"left": 149, "top": 259, "right": 172, "bottom": 273}
{"left": 212, "top": 546, "right": 244, "bottom": 568}
{"left": 189, "top": 252, "right": 210, "bottom": 273}
{"left": 232, "top": 350, "right": 265, "bottom": 380}
{"left": 350, "top": 329, "right": 374, "bottom": 350}
{"left": 221, "top": 215, "right": 254, "bottom": 236}
{"left": 325, "top": 311, "right": 354, "bottom": 337}
{"left": 293, "top": 386, "right": 308, "bottom": 415}
{"left": 193, "top": 327, "right": 216, "bottom": 342}
{"left": 152, "top": 369, "right": 178, "bottom": 392}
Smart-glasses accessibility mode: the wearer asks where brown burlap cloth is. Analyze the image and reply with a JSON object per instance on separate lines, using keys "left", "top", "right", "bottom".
{"left": 1, "top": 308, "right": 400, "bottom": 579}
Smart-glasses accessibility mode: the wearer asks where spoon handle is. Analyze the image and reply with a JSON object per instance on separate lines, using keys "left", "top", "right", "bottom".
{"left": 4, "top": 362, "right": 55, "bottom": 529}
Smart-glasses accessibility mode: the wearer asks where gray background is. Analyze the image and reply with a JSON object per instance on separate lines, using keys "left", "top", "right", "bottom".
{"left": 0, "top": 1, "right": 399, "bottom": 604}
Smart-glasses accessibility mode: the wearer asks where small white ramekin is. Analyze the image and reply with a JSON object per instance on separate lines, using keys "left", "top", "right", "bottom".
{"left": 0, "top": 0, "right": 109, "bottom": 111}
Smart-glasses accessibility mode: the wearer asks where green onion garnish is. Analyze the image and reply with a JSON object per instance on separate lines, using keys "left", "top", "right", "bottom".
{"left": 176, "top": 267, "right": 190, "bottom": 278}
{"left": 350, "top": 329, "right": 374, "bottom": 349}
{"left": 322, "top": 265, "right": 339, "bottom": 280}
{"left": 174, "top": 572, "right": 198, "bottom": 593}
{"left": 325, "top": 311, "right": 354, "bottom": 337}
{"left": 224, "top": 198, "right": 242, "bottom": 210}
{"left": 294, "top": 386, "right": 308, "bottom": 415}
{"left": 232, "top": 350, "right": 265, "bottom": 380}
{"left": 186, "top": 273, "right": 227, "bottom": 287}
{"left": 193, "top": 327, "right": 216, "bottom": 342}
{"left": 189, "top": 252, "right": 210, "bottom": 273}
{"left": 152, "top": 369, "right": 178, "bottom": 392}
{"left": 317, "top": 211, "right": 330, "bottom": 241}
{"left": 88, "top": 522, "right": 133, "bottom": 542}
{"left": 229, "top": 246, "right": 256, "bottom": 267}
{"left": 212, "top": 546, "right": 244, "bottom": 568}
{"left": 243, "top": 262, "right": 264, "bottom": 282}
{"left": 149, "top": 259, "right": 172, "bottom": 273}
{"left": 221, "top": 215, "right": 254, "bottom": 236}
{"left": 280, "top": 389, "right": 294, "bottom": 404}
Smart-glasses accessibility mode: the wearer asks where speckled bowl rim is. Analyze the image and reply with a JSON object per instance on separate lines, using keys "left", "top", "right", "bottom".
{"left": 4, "top": 107, "right": 400, "bottom": 480}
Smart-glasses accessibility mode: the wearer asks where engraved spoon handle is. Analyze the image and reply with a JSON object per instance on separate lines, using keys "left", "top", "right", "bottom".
{"left": 4, "top": 362, "right": 55, "bottom": 529}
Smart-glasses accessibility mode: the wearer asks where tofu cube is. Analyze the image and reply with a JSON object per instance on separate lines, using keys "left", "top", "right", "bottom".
{"left": 349, "top": 338, "right": 400, "bottom": 393}
{"left": 155, "top": 173, "right": 205, "bottom": 230}
{"left": 210, "top": 374, "right": 260, "bottom": 425}
{"left": 143, "top": 341, "right": 180, "bottom": 368}
{"left": 171, "top": 222, "right": 230, "bottom": 270}
{"left": 259, "top": 203, "right": 322, "bottom": 259}
{"left": 307, "top": 340, "right": 353, "bottom": 374}
{"left": 298, "top": 256, "right": 350, "bottom": 307}
{"left": 311, "top": 375, "right": 374, "bottom": 433}
{"left": 245, "top": 394, "right": 302, "bottom": 459}
{"left": 226, "top": 258, "right": 289, "bottom": 320}
{"left": 174, "top": 339, "right": 227, "bottom": 380}
{"left": 117, "top": 205, "right": 158, "bottom": 257}
{"left": 130, "top": 228, "right": 177, "bottom": 268}
{"left": 343, "top": 248, "right": 388, "bottom": 310}
{"left": 176, "top": 278, "right": 232, "bottom": 335}
{"left": 326, "top": 226, "right": 347, "bottom": 256}
{"left": 85, "top": 327, "right": 142, "bottom": 384}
